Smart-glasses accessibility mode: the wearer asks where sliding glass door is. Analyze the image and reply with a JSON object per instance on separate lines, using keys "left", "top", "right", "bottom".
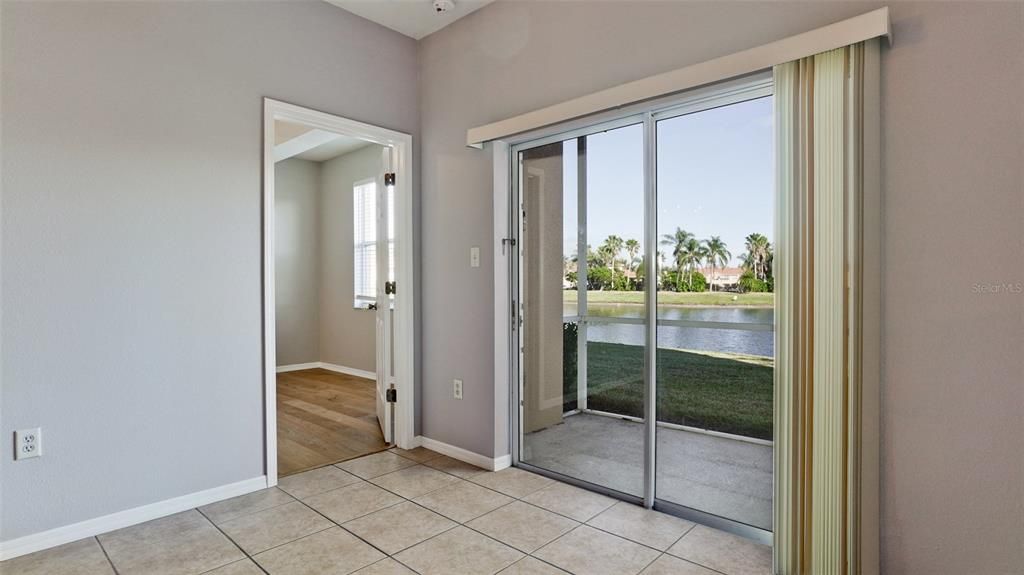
{"left": 514, "top": 75, "right": 774, "bottom": 540}
{"left": 655, "top": 95, "right": 775, "bottom": 532}
{"left": 518, "top": 122, "right": 646, "bottom": 498}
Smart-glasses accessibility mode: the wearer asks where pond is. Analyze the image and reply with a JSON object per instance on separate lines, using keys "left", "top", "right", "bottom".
{"left": 563, "top": 302, "right": 775, "bottom": 357}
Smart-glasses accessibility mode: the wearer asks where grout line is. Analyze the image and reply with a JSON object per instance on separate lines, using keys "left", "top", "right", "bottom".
{"left": 292, "top": 494, "right": 396, "bottom": 558}
{"left": 194, "top": 507, "right": 272, "bottom": 575}
{"left": 93, "top": 536, "right": 121, "bottom": 575}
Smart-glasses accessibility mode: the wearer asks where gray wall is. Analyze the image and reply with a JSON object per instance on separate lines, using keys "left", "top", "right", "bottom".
{"left": 275, "top": 158, "right": 321, "bottom": 366}
{"left": 417, "top": 2, "right": 1023, "bottom": 573}
{"left": 319, "top": 144, "right": 382, "bottom": 373}
{"left": 0, "top": 0, "right": 418, "bottom": 541}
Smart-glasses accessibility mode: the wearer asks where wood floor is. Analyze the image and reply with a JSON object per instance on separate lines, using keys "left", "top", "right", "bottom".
{"left": 277, "top": 368, "right": 387, "bottom": 477}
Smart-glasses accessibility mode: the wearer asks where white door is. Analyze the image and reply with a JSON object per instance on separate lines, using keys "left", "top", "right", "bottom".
{"left": 375, "top": 147, "right": 394, "bottom": 444}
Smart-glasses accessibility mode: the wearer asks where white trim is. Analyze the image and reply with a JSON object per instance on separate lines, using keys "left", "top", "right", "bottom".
{"left": 319, "top": 362, "right": 376, "bottom": 381}
{"left": 263, "top": 98, "right": 417, "bottom": 492}
{"left": 466, "top": 7, "right": 890, "bottom": 146}
{"left": 0, "top": 476, "right": 267, "bottom": 561}
{"left": 491, "top": 141, "right": 513, "bottom": 465}
{"left": 276, "top": 362, "right": 321, "bottom": 373}
{"left": 276, "top": 362, "right": 376, "bottom": 380}
{"left": 416, "top": 436, "right": 512, "bottom": 472}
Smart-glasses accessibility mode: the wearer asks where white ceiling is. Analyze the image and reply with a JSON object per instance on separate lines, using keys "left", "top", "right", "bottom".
{"left": 325, "top": 0, "right": 495, "bottom": 40}
{"left": 274, "top": 120, "right": 374, "bottom": 163}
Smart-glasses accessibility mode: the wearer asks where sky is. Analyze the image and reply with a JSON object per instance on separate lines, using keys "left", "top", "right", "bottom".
{"left": 559, "top": 95, "right": 773, "bottom": 268}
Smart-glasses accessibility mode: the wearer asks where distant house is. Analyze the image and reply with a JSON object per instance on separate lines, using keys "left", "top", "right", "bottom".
{"left": 709, "top": 266, "right": 745, "bottom": 289}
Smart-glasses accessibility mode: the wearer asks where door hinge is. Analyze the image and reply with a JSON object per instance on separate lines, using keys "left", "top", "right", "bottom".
{"left": 501, "top": 237, "right": 517, "bottom": 255}
{"left": 386, "top": 385, "right": 397, "bottom": 403}
{"left": 385, "top": 281, "right": 396, "bottom": 295}
{"left": 384, "top": 173, "right": 396, "bottom": 186}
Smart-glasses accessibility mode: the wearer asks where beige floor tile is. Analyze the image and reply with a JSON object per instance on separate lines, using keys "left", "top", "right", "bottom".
{"left": 467, "top": 501, "right": 578, "bottom": 553}
{"left": 218, "top": 501, "right": 331, "bottom": 555}
{"left": 522, "top": 481, "right": 617, "bottom": 522}
{"left": 667, "top": 525, "right": 771, "bottom": 575}
{"left": 351, "top": 557, "right": 418, "bottom": 574}
{"left": 253, "top": 527, "right": 384, "bottom": 575}
{"left": 278, "top": 466, "right": 361, "bottom": 500}
{"left": 0, "top": 537, "right": 114, "bottom": 575}
{"left": 533, "top": 525, "right": 660, "bottom": 575}
{"left": 640, "top": 554, "right": 719, "bottom": 575}
{"left": 413, "top": 479, "right": 514, "bottom": 523}
{"left": 393, "top": 525, "right": 523, "bottom": 575}
{"left": 390, "top": 446, "right": 444, "bottom": 463}
{"left": 337, "top": 451, "right": 418, "bottom": 479}
{"left": 303, "top": 481, "right": 402, "bottom": 524}
{"left": 199, "top": 488, "right": 295, "bottom": 525}
{"left": 369, "top": 465, "right": 461, "bottom": 499}
{"left": 99, "top": 510, "right": 244, "bottom": 575}
{"left": 202, "top": 558, "right": 266, "bottom": 574}
{"left": 468, "top": 467, "right": 554, "bottom": 498}
{"left": 422, "top": 455, "right": 489, "bottom": 478}
{"left": 342, "top": 501, "right": 456, "bottom": 555}
{"left": 498, "top": 556, "right": 570, "bottom": 574}
{"left": 587, "top": 501, "right": 695, "bottom": 551}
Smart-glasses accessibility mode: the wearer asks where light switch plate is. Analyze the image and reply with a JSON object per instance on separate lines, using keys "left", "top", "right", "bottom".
{"left": 470, "top": 247, "right": 480, "bottom": 268}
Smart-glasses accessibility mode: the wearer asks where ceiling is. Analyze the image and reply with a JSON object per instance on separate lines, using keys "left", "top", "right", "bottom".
{"left": 325, "top": 0, "right": 495, "bottom": 40}
{"left": 274, "top": 120, "right": 374, "bottom": 163}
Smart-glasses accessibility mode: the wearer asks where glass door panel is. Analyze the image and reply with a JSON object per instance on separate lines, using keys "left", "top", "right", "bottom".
{"left": 519, "top": 123, "right": 645, "bottom": 497}
{"left": 654, "top": 96, "right": 775, "bottom": 530}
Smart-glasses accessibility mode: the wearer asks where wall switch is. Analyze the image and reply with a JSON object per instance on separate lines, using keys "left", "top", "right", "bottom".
{"left": 470, "top": 247, "right": 480, "bottom": 268}
{"left": 453, "top": 379, "right": 463, "bottom": 400}
{"left": 14, "top": 428, "right": 42, "bottom": 460}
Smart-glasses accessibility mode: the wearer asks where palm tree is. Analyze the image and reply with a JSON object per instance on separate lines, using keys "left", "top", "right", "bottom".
{"left": 680, "top": 238, "right": 705, "bottom": 289}
{"left": 741, "top": 233, "right": 771, "bottom": 281}
{"left": 601, "top": 235, "right": 624, "bottom": 272}
{"left": 660, "top": 228, "right": 694, "bottom": 287}
{"left": 596, "top": 243, "right": 617, "bottom": 271}
{"left": 624, "top": 239, "right": 641, "bottom": 271}
{"left": 702, "top": 236, "right": 731, "bottom": 292}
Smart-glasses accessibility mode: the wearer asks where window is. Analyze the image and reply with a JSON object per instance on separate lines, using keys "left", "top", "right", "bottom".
{"left": 353, "top": 178, "right": 394, "bottom": 308}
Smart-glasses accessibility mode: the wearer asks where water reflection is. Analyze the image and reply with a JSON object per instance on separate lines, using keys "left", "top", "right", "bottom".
{"left": 564, "top": 302, "right": 774, "bottom": 357}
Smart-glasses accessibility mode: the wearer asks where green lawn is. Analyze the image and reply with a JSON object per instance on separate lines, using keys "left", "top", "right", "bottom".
{"left": 563, "top": 341, "right": 773, "bottom": 440}
{"left": 563, "top": 290, "right": 774, "bottom": 307}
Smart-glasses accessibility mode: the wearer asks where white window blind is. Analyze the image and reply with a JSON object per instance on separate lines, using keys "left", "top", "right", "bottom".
{"left": 353, "top": 179, "right": 395, "bottom": 308}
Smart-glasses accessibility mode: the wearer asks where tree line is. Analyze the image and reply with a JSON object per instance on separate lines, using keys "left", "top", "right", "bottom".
{"left": 564, "top": 228, "right": 773, "bottom": 293}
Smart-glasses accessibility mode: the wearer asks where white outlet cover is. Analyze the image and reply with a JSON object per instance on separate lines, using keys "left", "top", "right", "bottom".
{"left": 15, "top": 428, "right": 42, "bottom": 460}
{"left": 453, "top": 378, "right": 463, "bottom": 400}
{"left": 470, "top": 247, "right": 480, "bottom": 268}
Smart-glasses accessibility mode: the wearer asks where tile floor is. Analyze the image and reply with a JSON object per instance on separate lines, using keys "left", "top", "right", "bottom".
{"left": 1, "top": 447, "right": 771, "bottom": 575}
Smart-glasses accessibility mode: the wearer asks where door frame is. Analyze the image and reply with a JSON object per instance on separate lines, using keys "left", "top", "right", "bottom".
{"left": 262, "top": 98, "right": 416, "bottom": 486}
{"left": 496, "top": 74, "right": 775, "bottom": 544}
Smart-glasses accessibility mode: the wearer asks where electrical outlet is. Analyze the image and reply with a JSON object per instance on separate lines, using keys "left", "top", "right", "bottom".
{"left": 470, "top": 247, "right": 480, "bottom": 268}
{"left": 15, "top": 428, "right": 42, "bottom": 460}
{"left": 453, "top": 379, "right": 463, "bottom": 400}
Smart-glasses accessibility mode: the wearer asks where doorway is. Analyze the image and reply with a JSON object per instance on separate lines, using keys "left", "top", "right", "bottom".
{"left": 511, "top": 76, "right": 774, "bottom": 543}
{"left": 263, "top": 99, "right": 415, "bottom": 484}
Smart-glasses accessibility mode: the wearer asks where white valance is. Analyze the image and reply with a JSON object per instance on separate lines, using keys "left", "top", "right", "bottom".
{"left": 467, "top": 7, "right": 890, "bottom": 147}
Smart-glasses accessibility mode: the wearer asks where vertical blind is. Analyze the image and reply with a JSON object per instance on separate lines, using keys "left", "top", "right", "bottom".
{"left": 774, "top": 39, "right": 872, "bottom": 575}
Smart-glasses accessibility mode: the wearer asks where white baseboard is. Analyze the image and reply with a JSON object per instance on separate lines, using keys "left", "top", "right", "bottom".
{"left": 416, "top": 436, "right": 511, "bottom": 472}
{"left": 276, "top": 362, "right": 376, "bottom": 380}
{"left": 0, "top": 476, "right": 267, "bottom": 561}
{"left": 276, "top": 362, "right": 320, "bottom": 373}
{"left": 319, "top": 362, "right": 375, "bottom": 380}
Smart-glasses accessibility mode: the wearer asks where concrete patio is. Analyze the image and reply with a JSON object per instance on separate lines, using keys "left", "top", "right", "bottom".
{"left": 523, "top": 412, "right": 772, "bottom": 530}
